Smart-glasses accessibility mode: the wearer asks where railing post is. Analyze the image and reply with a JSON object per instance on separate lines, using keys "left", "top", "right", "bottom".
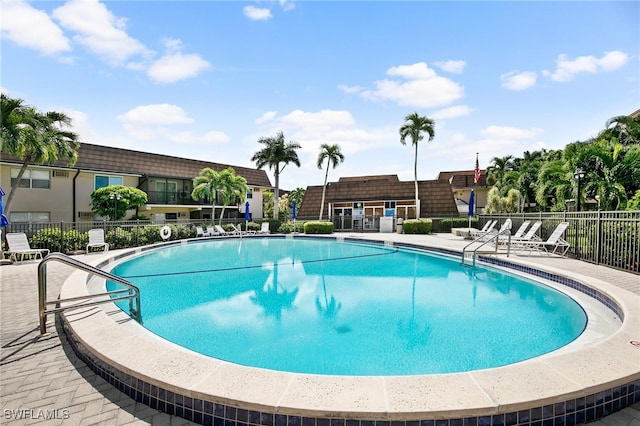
{"left": 596, "top": 210, "right": 602, "bottom": 265}
{"left": 38, "top": 259, "right": 48, "bottom": 334}
{"left": 60, "top": 221, "right": 65, "bottom": 253}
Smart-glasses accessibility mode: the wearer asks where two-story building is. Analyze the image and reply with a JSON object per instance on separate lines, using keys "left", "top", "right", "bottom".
{"left": 1, "top": 143, "right": 273, "bottom": 224}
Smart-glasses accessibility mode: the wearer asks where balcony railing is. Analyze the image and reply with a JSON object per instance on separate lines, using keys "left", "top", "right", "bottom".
{"left": 145, "top": 190, "right": 208, "bottom": 206}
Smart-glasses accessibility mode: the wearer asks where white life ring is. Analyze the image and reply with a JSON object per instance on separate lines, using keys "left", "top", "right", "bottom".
{"left": 160, "top": 225, "right": 172, "bottom": 240}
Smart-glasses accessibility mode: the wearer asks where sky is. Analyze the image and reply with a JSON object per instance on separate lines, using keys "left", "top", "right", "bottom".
{"left": 1, "top": 0, "right": 638, "bottom": 191}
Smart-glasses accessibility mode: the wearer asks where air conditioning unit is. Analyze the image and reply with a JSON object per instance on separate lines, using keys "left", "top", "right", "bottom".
{"left": 78, "top": 211, "right": 93, "bottom": 219}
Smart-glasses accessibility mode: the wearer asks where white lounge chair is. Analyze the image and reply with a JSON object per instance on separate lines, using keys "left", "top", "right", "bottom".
{"left": 5, "top": 232, "right": 50, "bottom": 263}
{"left": 257, "top": 222, "right": 270, "bottom": 234}
{"left": 86, "top": 229, "right": 109, "bottom": 254}
{"left": 477, "top": 218, "right": 511, "bottom": 242}
{"left": 196, "top": 226, "right": 210, "bottom": 237}
{"left": 496, "top": 220, "right": 530, "bottom": 246}
{"left": 207, "top": 226, "right": 218, "bottom": 236}
{"left": 511, "top": 221, "right": 543, "bottom": 246}
{"left": 470, "top": 220, "right": 496, "bottom": 239}
{"left": 515, "top": 222, "right": 571, "bottom": 256}
{"left": 231, "top": 223, "right": 251, "bottom": 235}
{"left": 214, "top": 225, "right": 239, "bottom": 236}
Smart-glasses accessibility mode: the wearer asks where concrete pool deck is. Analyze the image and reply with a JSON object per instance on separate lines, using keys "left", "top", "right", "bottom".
{"left": 1, "top": 232, "right": 639, "bottom": 425}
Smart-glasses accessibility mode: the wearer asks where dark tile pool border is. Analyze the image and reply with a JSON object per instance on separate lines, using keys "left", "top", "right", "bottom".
{"left": 68, "top": 235, "right": 638, "bottom": 426}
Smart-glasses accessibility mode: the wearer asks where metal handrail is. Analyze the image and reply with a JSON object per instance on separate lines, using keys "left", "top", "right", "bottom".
{"left": 462, "top": 229, "right": 512, "bottom": 267}
{"left": 37, "top": 252, "right": 141, "bottom": 334}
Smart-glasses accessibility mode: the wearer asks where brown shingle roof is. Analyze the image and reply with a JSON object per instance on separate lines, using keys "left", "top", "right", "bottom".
{"left": 338, "top": 175, "right": 400, "bottom": 183}
{"left": 438, "top": 170, "right": 488, "bottom": 188}
{"left": 298, "top": 179, "right": 457, "bottom": 218}
{"left": 1, "top": 143, "right": 273, "bottom": 187}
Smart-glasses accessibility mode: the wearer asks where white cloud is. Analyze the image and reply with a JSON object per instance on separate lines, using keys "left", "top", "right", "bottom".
{"left": 434, "top": 60, "right": 466, "bottom": 74}
{"left": 1, "top": 0, "right": 71, "bottom": 56}
{"left": 542, "top": 50, "right": 629, "bottom": 82}
{"left": 350, "top": 62, "right": 464, "bottom": 108}
{"left": 243, "top": 5, "right": 272, "bottom": 21}
{"left": 148, "top": 52, "right": 211, "bottom": 84}
{"left": 255, "top": 111, "right": 277, "bottom": 124}
{"left": 480, "top": 125, "right": 542, "bottom": 140}
{"left": 432, "top": 105, "right": 473, "bottom": 119}
{"left": 52, "top": 0, "right": 151, "bottom": 67}
{"left": 117, "top": 104, "right": 228, "bottom": 146}
{"left": 501, "top": 70, "right": 537, "bottom": 90}
{"left": 279, "top": 0, "right": 296, "bottom": 12}
{"left": 118, "top": 104, "right": 193, "bottom": 126}
{"left": 278, "top": 109, "right": 356, "bottom": 131}
{"left": 337, "top": 84, "right": 365, "bottom": 94}
{"left": 255, "top": 109, "right": 379, "bottom": 158}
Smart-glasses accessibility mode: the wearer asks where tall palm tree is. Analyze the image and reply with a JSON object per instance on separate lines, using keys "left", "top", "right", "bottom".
{"left": 316, "top": 144, "right": 344, "bottom": 220}
{"left": 603, "top": 115, "right": 640, "bottom": 145}
{"left": 1, "top": 94, "right": 26, "bottom": 150}
{"left": 486, "top": 155, "right": 514, "bottom": 188}
{"left": 251, "top": 131, "right": 301, "bottom": 219}
{"left": 1, "top": 99, "right": 79, "bottom": 214}
{"left": 399, "top": 112, "right": 435, "bottom": 217}
{"left": 192, "top": 167, "right": 221, "bottom": 221}
{"left": 216, "top": 167, "right": 248, "bottom": 224}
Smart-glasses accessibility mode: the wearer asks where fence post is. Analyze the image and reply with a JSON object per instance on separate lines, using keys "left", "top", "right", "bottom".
{"left": 60, "top": 221, "right": 64, "bottom": 253}
{"left": 596, "top": 210, "right": 602, "bottom": 265}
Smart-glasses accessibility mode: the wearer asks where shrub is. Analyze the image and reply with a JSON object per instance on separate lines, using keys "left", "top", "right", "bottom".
{"left": 263, "top": 219, "right": 281, "bottom": 233}
{"left": 106, "top": 227, "right": 132, "bottom": 249}
{"left": 30, "top": 228, "right": 88, "bottom": 253}
{"left": 304, "top": 221, "right": 333, "bottom": 234}
{"left": 278, "top": 221, "right": 304, "bottom": 234}
{"left": 403, "top": 219, "right": 432, "bottom": 234}
{"left": 246, "top": 221, "right": 261, "bottom": 232}
{"left": 173, "top": 224, "right": 192, "bottom": 240}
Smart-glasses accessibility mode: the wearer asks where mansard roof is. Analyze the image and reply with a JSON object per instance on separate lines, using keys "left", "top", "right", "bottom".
{"left": 1, "top": 143, "right": 273, "bottom": 188}
{"left": 297, "top": 178, "right": 457, "bottom": 218}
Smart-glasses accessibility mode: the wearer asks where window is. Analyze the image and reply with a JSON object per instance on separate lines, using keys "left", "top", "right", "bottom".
{"left": 247, "top": 188, "right": 253, "bottom": 199}
{"left": 95, "top": 175, "right": 123, "bottom": 190}
{"left": 10, "top": 212, "right": 50, "bottom": 223}
{"left": 10, "top": 169, "right": 50, "bottom": 189}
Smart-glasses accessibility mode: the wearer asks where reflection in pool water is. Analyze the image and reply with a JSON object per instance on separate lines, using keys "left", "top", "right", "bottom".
{"left": 109, "top": 237, "right": 587, "bottom": 375}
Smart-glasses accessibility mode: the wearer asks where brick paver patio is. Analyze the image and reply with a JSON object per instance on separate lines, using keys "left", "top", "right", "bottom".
{"left": 1, "top": 233, "right": 638, "bottom": 425}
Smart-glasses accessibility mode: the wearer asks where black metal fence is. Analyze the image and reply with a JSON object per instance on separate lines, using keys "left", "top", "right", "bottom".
{"left": 2, "top": 211, "right": 638, "bottom": 275}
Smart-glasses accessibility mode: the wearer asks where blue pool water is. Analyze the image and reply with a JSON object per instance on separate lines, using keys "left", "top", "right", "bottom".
{"left": 108, "top": 237, "right": 587, "bottom": 376}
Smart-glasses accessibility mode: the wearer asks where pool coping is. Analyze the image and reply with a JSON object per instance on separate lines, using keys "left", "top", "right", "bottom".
{"left": 59, "top": 235, "right": 640, "bottom": 424}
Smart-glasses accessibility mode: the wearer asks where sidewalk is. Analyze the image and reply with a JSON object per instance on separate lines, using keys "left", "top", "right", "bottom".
{"left": 1, "top": 233, "right": 638, "bottom": 425}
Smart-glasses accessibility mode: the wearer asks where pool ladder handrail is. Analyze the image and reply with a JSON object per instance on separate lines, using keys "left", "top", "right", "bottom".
{"left": 38, "top": 252, "right": 141, "bottom": 335}
{"left": 461, "top": 228, "right": 512, "bottom": 267}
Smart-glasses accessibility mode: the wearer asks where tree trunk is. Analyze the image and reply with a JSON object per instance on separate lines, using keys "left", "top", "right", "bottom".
{"left": 414, "top": 143, "right": 419, "bottom": 218}
{"left": 3, "top": 158, "right": 31, "bottom": 215}
{"left": 273, "top": 167, "right": 280, "bottom": 220}
{"left": 319, "top": 161, "right": 330, "bottom": 220}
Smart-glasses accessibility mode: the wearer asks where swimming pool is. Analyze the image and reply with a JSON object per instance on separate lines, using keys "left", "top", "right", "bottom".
{"left": 60, "top": 233, "right": 638, "bottom": 426}
{"left": 108, "top": 237, "right": 587, "bottom": 375}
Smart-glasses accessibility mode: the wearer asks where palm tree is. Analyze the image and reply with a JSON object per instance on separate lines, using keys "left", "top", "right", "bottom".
{"left": 603, "top": 115, "right": 640, "bottom": 145}
{"left": 216, "top": 167, "right": 249, "bottom": 224}
{"left": 251, "top": 131, "right": 301, "bottom": 219}
{"left": 316, "top": 144, "right": 344, "bottom": 220}
{"left": 1, "top": 97, "right": 80, "bottom": 214}
{"left": 535, "top": 160, "right": 573, "bottom": 211}
{"left": 399, "top": 113, "right": 435, "bottom": 217}
{"left": 192, "top": 167, "right": 221, "bottom": 221}
{"left": 486, "top": 155, "right": 514, "bottom": 188}
{"left": 288, "top": 187, "right": 305, "bottom": 211}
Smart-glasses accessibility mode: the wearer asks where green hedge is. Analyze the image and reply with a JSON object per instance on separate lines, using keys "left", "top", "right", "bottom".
{"left": 304, "top": 221, "right": 333, "bottom": 234}
{"left": 440, "top": 217, "right": 478, "bottom": 229}
{"left": 30, "top": 228, "right": 87, "bottom": 253}
{"left": 278, "top": 221, "right": 304, "bottom": 234}
{"left": 402, "top": 219, "right": 432, "bottom": 234}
